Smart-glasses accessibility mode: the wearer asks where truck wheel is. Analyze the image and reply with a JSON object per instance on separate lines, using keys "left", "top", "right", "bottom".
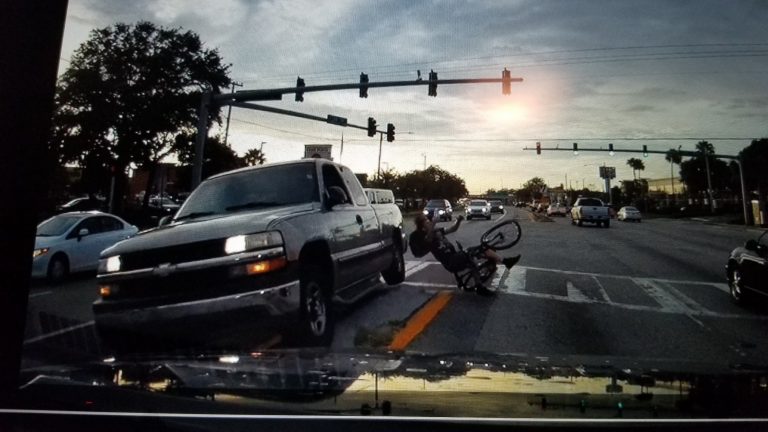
{"left": 381, "top": 243, "right": 405, "bottom": 285}
{"left": 298, "top": 266, "right": 334, "bottom": 346}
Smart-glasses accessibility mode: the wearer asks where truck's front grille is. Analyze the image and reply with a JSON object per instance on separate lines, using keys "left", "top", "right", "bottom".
{"left": 120, "top": 239, "right": 226, "bottom": 271}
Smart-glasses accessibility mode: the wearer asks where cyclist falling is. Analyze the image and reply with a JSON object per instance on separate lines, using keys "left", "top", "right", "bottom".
{"left": 411, "top": 214, "right": 521, "bottom": 296}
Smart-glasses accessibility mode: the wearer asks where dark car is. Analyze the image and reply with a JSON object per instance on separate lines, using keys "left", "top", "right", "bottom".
{"left": 489, "top": 200, "right": 504, "bottom": 214}
{"left": 56, "top": 196, "right": 106, "bottom": 213}
{"left": 423, "top": 199, "right": 453, "bottom": 221}
{"left": 726, "top": 230, "right": 767, "bottom": 305}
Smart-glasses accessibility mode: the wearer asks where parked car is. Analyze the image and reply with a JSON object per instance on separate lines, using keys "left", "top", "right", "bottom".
{"left": 617, "top": 206, "right": 642, "bottom": 222}
{"left": 489, "top": 200, "right": 504, "bottom": 214}
{"left": 93, "top": 159, "right": 407, "bottom": 348}
{"left": 423, "top": 199, "right": 453, "bottom": 221}
{"left": 149, "top": 196, "right": 181, "bottom": 212}
{"left": 465, "top": 199, "right": 491, "bottom": 220}
{"left": 725, "top": 230, "right": 767, "bottom": 305}
{"left": 571, "top": 198, "right": 611, "bottom": 227}
{"left": 32, "top": 211, "right": 138, "bottom": 283}
{"left": 56, "top": 196, "right": 106, "bottom": 213}
{"left": 546, "top": 203, "right": 567, "bottom": 217}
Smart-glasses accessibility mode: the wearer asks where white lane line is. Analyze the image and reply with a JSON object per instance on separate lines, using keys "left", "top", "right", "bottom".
{"left": 401, "top": 281, "right": 455, "bottom": 289}
{"left": 591, "top": 276, "right": 611, "bottom": 303}
{"left": 24, "top": 321, "right": 95, "bottom": 345}
{"left": 29, "top": 291, "right": 52, "bottom": 299}
{"left": 497, "top": 267, "right": 526, "bottom": 293}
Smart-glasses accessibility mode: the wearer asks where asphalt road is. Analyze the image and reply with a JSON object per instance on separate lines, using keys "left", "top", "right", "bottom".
{"left": 21, "top": 209, "right": 768, "bottom": 372}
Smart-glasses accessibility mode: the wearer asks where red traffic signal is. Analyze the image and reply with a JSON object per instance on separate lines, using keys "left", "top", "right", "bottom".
{"left": 428, "top": 70, "right": 437, "bottom": 97}
{"left": 359, "top": 73, "right": 369, "bottom": 98}
{"left": 367, "top": 117, "right": 377, "bottom": 137}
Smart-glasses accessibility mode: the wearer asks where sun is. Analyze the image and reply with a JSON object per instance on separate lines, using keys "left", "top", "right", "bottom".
{"left": 487, "top": 102, "right": 528, "bottom": 125}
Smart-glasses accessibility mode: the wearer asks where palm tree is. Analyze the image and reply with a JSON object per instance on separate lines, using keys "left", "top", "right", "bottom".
{"left": 665, "top": 149, "right": 683, "bottom": 199}
{"left": 243, "top": 148, "right": 266, "bottom": 166}
{"left": 626, "top": 158, "right": 645, "bottom": 181}
{"left": 696, "top": 140, "right": 715, "bottom": 213}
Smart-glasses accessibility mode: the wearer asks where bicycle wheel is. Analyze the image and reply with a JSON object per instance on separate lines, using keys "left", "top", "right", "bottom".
{"left": 481, "top": 220, "right": 521, "bottom": 250}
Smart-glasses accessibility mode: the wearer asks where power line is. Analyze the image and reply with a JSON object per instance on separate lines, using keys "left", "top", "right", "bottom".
{"left": 344, "top": 137, "right": 758, "bottom": 143}
{"left": 251, "top": 43, "right": 768, "bottom": 81}
{"left": 230, "top": 117, "right": 336, "bottom": 141}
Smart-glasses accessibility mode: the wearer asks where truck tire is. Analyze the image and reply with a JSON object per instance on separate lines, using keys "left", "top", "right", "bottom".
{"left": 604, "top": 219, "right": 610, "bottom": 228}
{"left": 381, "top": 242, "right": 405, "bottom": 285}
{"left": 298, "top": 265, "right": 334, "bottom": 346}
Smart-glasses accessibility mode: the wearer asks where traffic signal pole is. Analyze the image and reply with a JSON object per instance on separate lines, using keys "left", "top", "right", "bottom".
{"left": 377, "top": 132, "right": 383, "bottom": 179}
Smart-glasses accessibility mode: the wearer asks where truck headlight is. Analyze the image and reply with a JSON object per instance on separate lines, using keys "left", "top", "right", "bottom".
{"left": 438, "top": 210, "right": 445, "bottom": 215}
{"left": 422, "top": 210, "right": 429, "bottom": 215}
{"left": 98, "top": 255, "right": 121, "bottom": 273}
{"left": 482, "top": 207, "right": 488, "bottom": 212}
{"left": 33, "top": 248, "right": 49, "bottom": 259}
{"left": 225, "top": 231, "right": 284, "bottom": 255}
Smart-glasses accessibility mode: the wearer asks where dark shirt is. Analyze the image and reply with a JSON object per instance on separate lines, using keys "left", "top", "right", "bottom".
{"left": 430, "top": 227, "right": 457, "bottom": 265}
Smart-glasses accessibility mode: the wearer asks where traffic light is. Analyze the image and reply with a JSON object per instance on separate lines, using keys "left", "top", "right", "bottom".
{"left": 643, "top": 145, "right": 648, "bottom": 157}
{"left": 386, "top": 123, "right": 395, "bottom": 142}
{"left": 573, "top": 142, "right": 578, "bottom": 155}
{"left": 536, "top": 141, "right": 541, "bottom": 155}
{"left": 359, "top": 73, "right": 369, "bottom": 98}
{"left": 295, "top": 76, "right": 305, "bottom": 102}
{"left": 502, "top": 68, "right": 511, "bottom": 95}
{"left": 428, "top": 70, "right": 438, "bottom": 97}
{"left": 608, "top": 143, "right": 614, "bottom": 156}
{"left": 367, "top": 117, "right": 377, "bottom": 137}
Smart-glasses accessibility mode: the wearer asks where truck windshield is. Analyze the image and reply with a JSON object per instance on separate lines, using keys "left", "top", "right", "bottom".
{"left": 176, "top": 164, "right": 319, "bottom": 220}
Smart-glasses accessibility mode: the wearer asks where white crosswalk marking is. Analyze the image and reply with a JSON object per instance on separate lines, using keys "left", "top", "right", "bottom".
{"left": 566, "top": 280, "right": 591, "bottom": 302}
{"left": 402, "top": 261, "right": 766, "bottom": 320}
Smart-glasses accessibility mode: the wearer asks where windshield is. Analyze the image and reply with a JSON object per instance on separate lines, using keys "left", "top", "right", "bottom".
{"left": 16, "top": 0, "right": 768, "bottom": 422}
{"left": 36, "top": 215, "right": 81, "bottom": 236}
{"left": 175, "top": 164, "right": 318, "bottom": 219}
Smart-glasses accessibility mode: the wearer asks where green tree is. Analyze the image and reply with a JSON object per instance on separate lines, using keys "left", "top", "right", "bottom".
{"left": 679, "top": 141, "right": 731, "bottom": 196}
{"left": 50, "top": 21, "right": 231, "bottom": 211}
{"left": 517, "top": 177, "right": 547, "bottom": 203}
{"left": 626, "top": 158, "right": 645, "bottom": 180}
{"left": 175, "top": 134, "right": 245, "bottom": 187}
{"left": 369, "top": 168, "right": 399, "bottom": 189}
{"left": 737, "top": 138, "right": 768, "bottom": 218}
{"left": 243, "top": 148, "right": 267, "bottom": 166}
{"left": 394, "top": 166, "right": 468, "bottom": 204}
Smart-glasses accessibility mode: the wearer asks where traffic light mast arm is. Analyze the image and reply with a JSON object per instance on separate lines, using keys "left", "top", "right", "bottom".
{"left": 230, "top": 101, "right": 385, "bottom": 134}
{"left": 215, "top": 77, "right": 523, "bottom": 103}
{"left": 524, "top": 146, "right": 738, "bottom": 159}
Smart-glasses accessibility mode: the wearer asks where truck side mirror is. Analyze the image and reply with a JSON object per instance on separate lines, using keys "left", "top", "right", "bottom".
{"left": 326, "top": 186, "right": 348, "bottom": 208}
{"left": 158, "top": 215, "right": 172, "bottom": 227}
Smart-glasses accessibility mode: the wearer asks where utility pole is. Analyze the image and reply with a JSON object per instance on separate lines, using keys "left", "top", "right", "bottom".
{"left": 339, "top": 133, "right": 344, "bottom": 162}
{"left": 223, "top": 81, "right": 243, "bottom": 147}
{"left": 421, "top": 153, "right": 427, "bottom": 170}
{"left": 703, "top": 152, "right": 715, "bottom": 214}
{"left": 377, "top": 132, "right": 384, "bottom": 179}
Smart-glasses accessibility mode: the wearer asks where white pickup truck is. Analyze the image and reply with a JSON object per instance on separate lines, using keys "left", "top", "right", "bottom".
{"left": 570, "top": 198, "right": 611, "bottom": 228}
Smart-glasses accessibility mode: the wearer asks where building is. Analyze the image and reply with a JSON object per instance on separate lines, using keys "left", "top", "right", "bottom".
{"left": 646, "top": 177, "right": 685, "bottom": 196}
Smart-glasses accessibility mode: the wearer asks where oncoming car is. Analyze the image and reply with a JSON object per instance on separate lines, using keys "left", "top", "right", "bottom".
{"left": 465, "top": 200, "right": 491, "bottom": 220}
{"left": 32, "top": 212, "right": 138, "bottom": 283}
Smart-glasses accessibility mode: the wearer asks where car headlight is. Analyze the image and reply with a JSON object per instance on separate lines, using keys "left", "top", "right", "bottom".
{"left": 32, "top": 248, "right": 49, "bottom": 259}
{"left": 499, "top": 205, "right": 503, "bottom": 209}
{"left": 482, "top": 207, "right": 488, "bottom": 212}
{"left": 225, "top": 231, "right": 284, "bottom": 255}
{"left": 423, "top": 210, "right": 429, "bottom": 215}
{"left": 98, "top": 255, "right": 121, "bottom": 273}
{"left": 438, "top": 210, "right": 445, "bottom": 215}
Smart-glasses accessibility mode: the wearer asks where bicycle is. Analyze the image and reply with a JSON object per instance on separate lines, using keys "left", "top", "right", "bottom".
{"left": 453, "top": 219, "right": 522, "bottom": 291}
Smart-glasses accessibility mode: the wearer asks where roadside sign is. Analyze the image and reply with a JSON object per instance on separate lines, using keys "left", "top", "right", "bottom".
{"left": 326, "top": 114, "right": 348, "bottom": 126}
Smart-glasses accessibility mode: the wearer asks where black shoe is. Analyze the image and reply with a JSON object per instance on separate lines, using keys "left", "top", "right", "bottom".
{"left": 475, "top": 285, "right": 495, "bottom": 296}
{"left": 503, "top": 255, "right": 521, "bottom": 269}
